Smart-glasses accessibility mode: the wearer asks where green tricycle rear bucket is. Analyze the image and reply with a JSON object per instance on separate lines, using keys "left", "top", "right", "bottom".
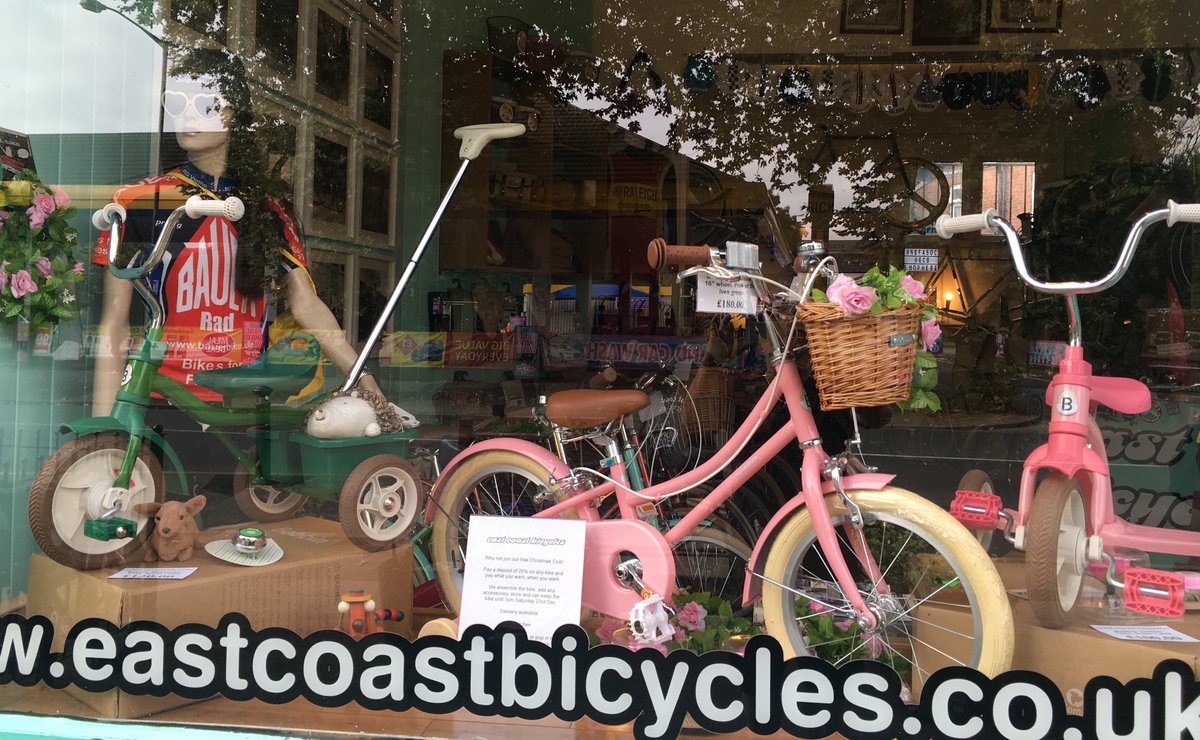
{"left": 291, "top": 430, "right": 416, "bottom": 495}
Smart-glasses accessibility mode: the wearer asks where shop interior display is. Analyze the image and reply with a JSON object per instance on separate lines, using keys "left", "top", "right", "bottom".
{"left": 426, "top": 238, "right": 1013, "bottom": 688}
{"left": 133, "top": 494, "right": 207, "bottom": 563}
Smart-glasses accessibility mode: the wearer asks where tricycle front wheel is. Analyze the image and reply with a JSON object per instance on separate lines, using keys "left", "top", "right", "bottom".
{"left": 28, "top": 432, "right": 163, "bottom": 570}
{"left": 338, "top": 454, "right": 422, "bottom": 551}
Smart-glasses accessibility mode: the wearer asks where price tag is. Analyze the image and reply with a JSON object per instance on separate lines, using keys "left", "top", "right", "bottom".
{"left": 695, "top": 274, "right": 758, "bottom": 315}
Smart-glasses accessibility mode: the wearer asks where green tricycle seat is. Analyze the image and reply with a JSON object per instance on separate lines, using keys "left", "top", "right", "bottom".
{"left": 193, "top": 332, "right": 322, "bottom": 401}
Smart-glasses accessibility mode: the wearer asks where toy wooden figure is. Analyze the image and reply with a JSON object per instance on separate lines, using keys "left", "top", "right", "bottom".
{"left": 336, "top": 589, "right": 403, "bottom": 639}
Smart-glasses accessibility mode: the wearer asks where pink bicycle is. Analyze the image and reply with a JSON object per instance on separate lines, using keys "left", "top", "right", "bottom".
{"left": 943, "top": 203, "right": 1200, "bottom": 628}
{"left": 425, "top": 239, "right": 1012, "bottom": 683}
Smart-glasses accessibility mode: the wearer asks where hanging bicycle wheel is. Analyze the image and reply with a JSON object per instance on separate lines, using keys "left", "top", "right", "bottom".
{"left": 761, "top": 487, "right": 1012, "bottom": 691}
{"left": 881, "top": 156, "right": 949, "bottom": 231}
{"left": 1025, "top": 474, "right": 1087, "bottom": 629}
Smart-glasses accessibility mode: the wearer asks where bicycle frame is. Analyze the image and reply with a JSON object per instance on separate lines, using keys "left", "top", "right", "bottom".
{"left": 508, "top": 354, "right": 895, "bottom": 623}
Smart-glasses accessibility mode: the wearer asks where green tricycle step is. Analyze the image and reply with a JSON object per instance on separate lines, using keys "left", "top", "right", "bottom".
{"left": 290, "top": 430, "right": 417, "bottom": 494}
{"left": 84, "top": 517, "right": 139, "bottom": 542}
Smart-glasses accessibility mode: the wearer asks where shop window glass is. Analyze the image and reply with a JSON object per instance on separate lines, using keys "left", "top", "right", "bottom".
{"left": 363, "top": 45, "right": 394, "bottom": 131}
{"left": 169, "top": 0, "right": 228, "bottom": 44}
{"left": 984, "top": 161, "right": 1036, "bottom": 227}
{"left": 254, "top": 0, "right": 298, "bottom": 79}
{"left": 360, "top": 154, "right": 392, "bottom": 236}
{"left": 312, "top": 135, "right": 348, "bottom": 225}
{"left": 315, "top": 8, "right": 350, "bottom": 105}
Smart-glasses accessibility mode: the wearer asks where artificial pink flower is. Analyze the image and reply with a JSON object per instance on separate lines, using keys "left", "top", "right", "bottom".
{"left": 676, "top": 601, "right": 708, "bottom": 632}
{"left": 72, "top": 262, "right": 84, "bottom": 274}
{"left": 595, "top": 617, "right": 623, "bottom": 644}
{"left": 650, "top": 643, "right": 669, "bottom": 656}
{"left": 673, "top": 626, "right": 686, "bottom": 642}
{"left": 834, "top": 618, "right": 854, "bottom": 632}
{"left": 808, "top": 600, "right": 830, "bottom": 615}
{"left": 53, "top": 187, "right": 70, "bottom": 208}
{"left": 921, "top": 319, "right": 942, "bottom": 351}
{"left": 10, "top": 269, "right": 38, "bottom": 299}
{"left": 862, "top": 633, "right": 885, "bottom": 659}
{"left": 899, "top": 274, "right": 926, "bottom": 301}
{"left": 31, "top": 192, "right": 55, "bottom": 216}
{"left": 35, "top": 257, "right": 53, "bottom": 278}
{"left": 824, "top": 274, "right": 856, "bottom": 306}
{"left": 26, "top": 205, "right": 46, "bottom": 230}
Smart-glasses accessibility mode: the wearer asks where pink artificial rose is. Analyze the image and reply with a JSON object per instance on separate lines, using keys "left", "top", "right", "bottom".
{"left": 31, "top": 192, "right": 56, "bottom": 216}
{"left": 53, "top": 187, "right": 71, "bottom": 208}
{"left": 899, "top": 274, "right": 926, "bottom": 301}
{"left": 26, "top": 205, "right": 46, "bottom": 230}
{"left": 808, "top": 600, "right": 830, "bottom": 615}
{"left": 676, "top": 601, "right": 708, "bottom": 632}
{"left": 595, "top": 617, "right": 623, "bottom": 644}
{"left": 10, "top": 269, "right": 38, "bottom": 299}
{"left": 35, "top": 257, "right": 53, "bottom": 278}
{"left": 72, "top": 262, "right": 84, "bottom": 274}
{"left": 921, "top": 319, "right": 942, "bottom": 351}
{"left": 862, "top": 633, "right": 885, "bottom": 659}
{"left": 824, "top": 274, "right": 856, "bottom": 306}
{"left": 834, "top": 618, "right": 854, "bottom": 632}
{"left": 839, "top": 284, "right": 877, "bottom": 315}
{"left": 673, "top": 626, "right": 686, "bottom": 642}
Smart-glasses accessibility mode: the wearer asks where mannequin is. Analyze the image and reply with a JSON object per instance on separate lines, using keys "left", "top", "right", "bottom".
{"left": 90, "top": 68, "right": 383, "bottom": 505}
{"left": 92, "top": 74, "right": 381, "bottom": 416}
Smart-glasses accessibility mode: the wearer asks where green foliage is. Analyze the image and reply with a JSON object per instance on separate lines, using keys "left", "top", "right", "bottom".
{"left": 793, "top": 598, "right": 911, "bottom": 676}
{"left": 664, "top": 590, "right": 760, "bottom": 654}
{"left": 0, "top": 170, "right": 85, "bottom": 327}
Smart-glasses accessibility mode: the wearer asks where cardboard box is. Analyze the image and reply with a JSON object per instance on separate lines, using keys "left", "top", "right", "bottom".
{"left": 915, "top": 557, "right": 1200, "bottom": 714}
{"left": 25, "top": 517, "right": 412, "bottom": 719}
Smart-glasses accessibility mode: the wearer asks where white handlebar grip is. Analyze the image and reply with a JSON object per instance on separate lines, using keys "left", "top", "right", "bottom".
{"left": 185, "top": 195, "right": 246, "bottom": 222}
{"left": 935, "top": 210, "right": 997, "bottom": 239}
{"left": 91, "top": 203, "right": 127, "bottom": 230}
{"left": 1167, "top": 200, "right": 1200, "bottom": 226}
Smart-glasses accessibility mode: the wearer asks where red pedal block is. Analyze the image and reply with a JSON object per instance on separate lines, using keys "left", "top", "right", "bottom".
{"left": 950, "top": 490, "right": 1002, "bottom": 530}
{"left": 1123, "top": 568, "right": 1185, "bottom": 618}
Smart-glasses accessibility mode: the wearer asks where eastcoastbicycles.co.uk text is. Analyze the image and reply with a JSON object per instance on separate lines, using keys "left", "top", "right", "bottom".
{"left": 2, "top": 613, "right": 1197, "bottom": 740}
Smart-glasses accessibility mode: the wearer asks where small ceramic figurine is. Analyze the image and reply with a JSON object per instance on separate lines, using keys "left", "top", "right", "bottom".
{"left": 305, "top": 388, "right": 419, "bottom": 439}
{"left": 133, "top": 495, "right": 207, "bottom": 562}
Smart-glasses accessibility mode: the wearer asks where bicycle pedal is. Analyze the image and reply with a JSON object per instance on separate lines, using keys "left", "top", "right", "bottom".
{"left": 1123, "top": 568, "right": 1185, "bottom": 618}
{"left": 84, "top": 516, "right": 138, "bottom": 541}
{"left": 950, "top": 490, "right": 1002, "bottom": 530}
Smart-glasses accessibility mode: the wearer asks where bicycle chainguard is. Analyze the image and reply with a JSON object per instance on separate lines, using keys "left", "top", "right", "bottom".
{"left": 950, "top": 489, "right": 1003, "bottom": 531}
{"left": 1122, "top": 568, "right": 1185, "bottom": 618}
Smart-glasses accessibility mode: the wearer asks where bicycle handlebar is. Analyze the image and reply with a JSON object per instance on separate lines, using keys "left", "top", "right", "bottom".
{"left": 103, "top": 195, "right": 244, "bottom": 281}
{"left": 647, "top": 238, "right": 715, "bottom": 271}
{"left": 936, "top": 202, "right": 1199, "bottom": 296}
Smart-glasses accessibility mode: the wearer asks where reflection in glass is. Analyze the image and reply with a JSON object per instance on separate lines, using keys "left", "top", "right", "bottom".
{"left": 363, "top": 46, "right": 394, "bottom": 130}
{"left": 364, "top": 0, "right": 394, "bottom": 23}
{"left": 313, "top": 136, "right": 348, "bottom": 224}
{"left": 255, "top": 0, "right": 298, "bottom": 79}
{"left": 316, "top": 9, "right": 350, "bottom": 105}
{"left": 361, "top": 156, "right": 391, "bottom": 236}
{"left": 312, "top": 259, "right": 347, "bottom": 326}
{"left": 357, "top": 265, "right": 388, "bottom": 343}
{"left": 169, "top": 0, "right": 228, "bottom": 43}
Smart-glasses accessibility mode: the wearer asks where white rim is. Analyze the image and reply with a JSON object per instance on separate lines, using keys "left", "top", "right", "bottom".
{"left": 52, "top": 448, "right": 155, "bottom": 555}
{"left": 356, "top": 466, "right": 419, "bottom": 542}
{"left": 1056, "top": 488, "right": 1087, "bottom": 610}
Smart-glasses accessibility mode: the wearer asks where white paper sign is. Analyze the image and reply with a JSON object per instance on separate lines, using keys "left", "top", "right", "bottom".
{"left": 458, "top": 516, "right": 586, "bottom": 644}
{"left": 108, "top": 567, "right": 197, "bottom": 580}
{"left": 1090, "top": 624, "right": 1199, "bottom": 642}
{"left": 695, "top": 274, "right": 757, "bottom": 315}
{"left": 903, "top": 247, "right": 940, "bottom": 272}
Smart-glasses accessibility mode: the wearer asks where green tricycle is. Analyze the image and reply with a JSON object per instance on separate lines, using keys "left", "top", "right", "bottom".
{"left": 28, "top": 122, "right": 526, "bottom": 569}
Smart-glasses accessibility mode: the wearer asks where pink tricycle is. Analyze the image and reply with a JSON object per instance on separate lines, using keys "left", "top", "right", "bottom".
{"left": 943, "top": 202, "right": 1200, "bottom": 627}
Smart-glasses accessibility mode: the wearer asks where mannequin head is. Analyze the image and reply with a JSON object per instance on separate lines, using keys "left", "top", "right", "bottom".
{"left": 164, "top": 74, "right": 230, "bottom": 175}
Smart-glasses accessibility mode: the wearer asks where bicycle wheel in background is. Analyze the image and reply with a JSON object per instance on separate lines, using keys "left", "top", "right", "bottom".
{"left": 761, "top": 487, "right": 1012, "bottom": 693}
{"left": 673, "top": 528, "right": 750, "bottom": 614}
{"left": 882, "top": 156, "right": 949, "bottom": 231}
{"left": 430, "top": 451, "right": 568, "bottom": 614}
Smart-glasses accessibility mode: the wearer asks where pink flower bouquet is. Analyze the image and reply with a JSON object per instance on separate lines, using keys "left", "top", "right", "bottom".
{"left": 0, "top": 171, "right": 84, "bottom": 327}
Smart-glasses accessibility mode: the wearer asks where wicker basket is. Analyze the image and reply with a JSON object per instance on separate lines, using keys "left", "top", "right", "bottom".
{"left": 680, "top": 366, "right": 734, "bottom": 441}
{"left": 796, "top": 302, "right": 921, "bottom": 410}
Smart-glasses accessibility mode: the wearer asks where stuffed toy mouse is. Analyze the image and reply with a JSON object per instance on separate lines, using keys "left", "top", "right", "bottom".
{"left": 133, "top": 495, "right": 206, "bottom": 563}
{"left": 305, "top": 388, "right": 420, "bottom": 439}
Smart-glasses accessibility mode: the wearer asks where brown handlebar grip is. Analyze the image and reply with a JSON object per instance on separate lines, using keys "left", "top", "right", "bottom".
{"left": 647, "top": 238, "right": 712, "bottom": 271}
